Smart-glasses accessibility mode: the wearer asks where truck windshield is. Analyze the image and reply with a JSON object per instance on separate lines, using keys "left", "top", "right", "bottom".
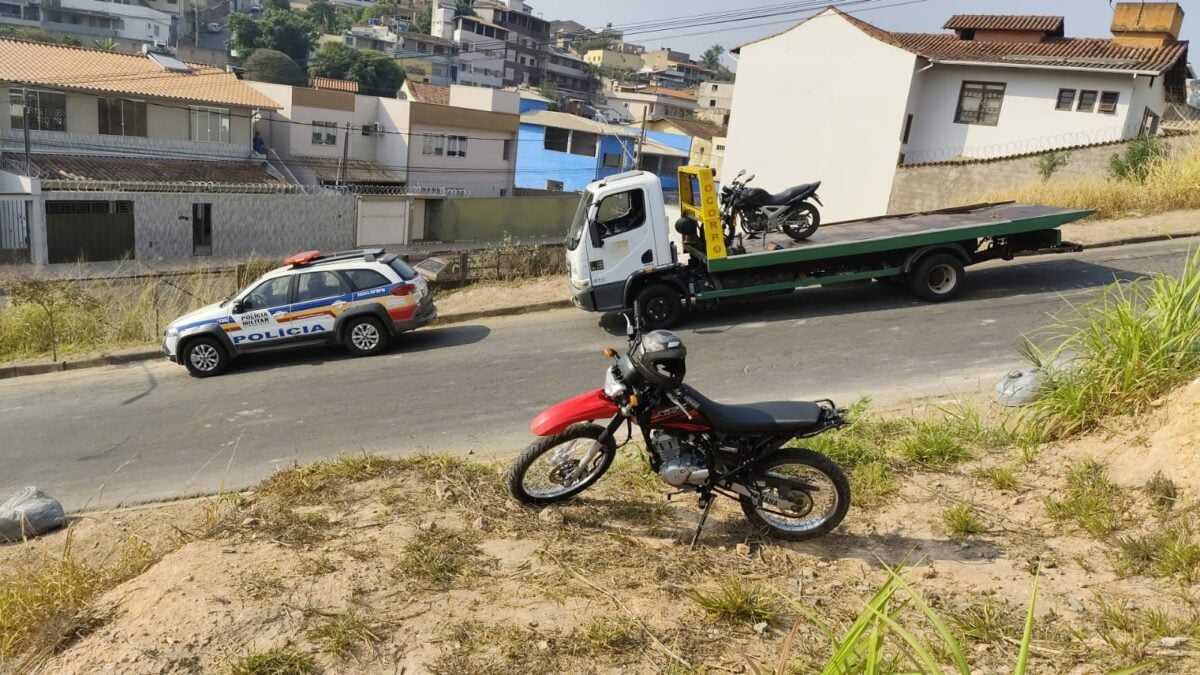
{"left": 566, "top": 192, "right": 593, "bottom": 251}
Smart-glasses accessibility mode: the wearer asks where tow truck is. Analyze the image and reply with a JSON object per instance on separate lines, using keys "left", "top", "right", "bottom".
{"left": 566, "top": 166, "right": 1092, "bottom": 329}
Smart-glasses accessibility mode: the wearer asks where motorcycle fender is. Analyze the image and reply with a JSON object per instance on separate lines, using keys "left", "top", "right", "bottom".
{"left": 811, "top": 194, "right": 823, "bottom": 206}
{"left": 531, "top": 389, "right": 620, "bottom": 437}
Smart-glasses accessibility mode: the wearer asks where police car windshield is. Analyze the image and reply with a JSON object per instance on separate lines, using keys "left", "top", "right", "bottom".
{"left": 389, "top": 259, "right": 418, "bottom": 281}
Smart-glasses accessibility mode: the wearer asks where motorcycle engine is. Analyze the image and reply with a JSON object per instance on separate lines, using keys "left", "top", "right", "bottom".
{"left": 650, "top": 431, "right": 710, "bottom": 487}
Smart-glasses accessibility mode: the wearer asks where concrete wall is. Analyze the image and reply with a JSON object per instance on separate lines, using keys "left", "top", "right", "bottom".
{"left": 905, "top": 65, "right": 1147, "bottom": 163}
{"left": 43, "top": 191, "right": 356, "bottom": 261}
{"left": 886, "top": 137, "right": 1160, "bottom": 214}
{"left": 424, "top": 194, "right": 579, "bottom": 241}
{"left": 725, "top": 9, "right": 917, "bottom": 222}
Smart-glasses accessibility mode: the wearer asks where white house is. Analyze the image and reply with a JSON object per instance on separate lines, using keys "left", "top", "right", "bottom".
{"left": 725, "top": 3, "right": 1192, "bottom": 222}
{"left": 432, "top": 7, "right": 506, "bottom": 89}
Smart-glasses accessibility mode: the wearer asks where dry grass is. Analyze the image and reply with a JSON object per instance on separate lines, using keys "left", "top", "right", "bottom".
{"left": 393, "top": 529, "right": 488, "bottom": 590}
{"left": 305, "top": 610, "right": 386, "bottom": 660}
{"left": 980, "top": 140, "right": 1200, "bottom": 221}
{"left": 691, "top": 575, "right": 780, "bottom": 625}
{"left": 228, "top": 646, "right": 319, "bottom": 675}
{"left": 1045, "top": 459, "right": 1129, "bottom": 537}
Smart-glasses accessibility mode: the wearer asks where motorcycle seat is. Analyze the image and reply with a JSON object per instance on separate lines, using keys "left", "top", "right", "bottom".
{"left": 683, "top": 386, "right": 824, "bottom": 434}
{"left": 763, "top": 182, "right": 821, "bottom": 207}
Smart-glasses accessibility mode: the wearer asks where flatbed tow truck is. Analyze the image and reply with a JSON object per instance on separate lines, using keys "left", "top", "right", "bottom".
{"left": 566, "top": 166, "right": 1093, "bottom": 329}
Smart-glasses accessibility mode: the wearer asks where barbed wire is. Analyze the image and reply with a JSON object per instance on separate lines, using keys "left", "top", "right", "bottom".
{"left": 901, "top": 121, "right": 1196, "bottom": 165}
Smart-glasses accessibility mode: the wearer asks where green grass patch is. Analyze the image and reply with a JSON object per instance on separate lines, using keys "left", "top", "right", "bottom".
{"left": 1045, "top": 460, "right": 1128, "bottom": 537}
{"left": 691, "top": 576, "right": 780, "bottom": 625}
{"left": 849, "top": 461, "right": 900, "bottom": 509}
{"left": 229, "top": 646, "right": 319, "bottom": 675}
{"left": 942, "top": 505, "right": 986, "bottom": 537}
{"left": 979, "top": 466, "right": 1021, "bottom": 492}
{"left": 1114, "top": 521, "right": 1200, "bottom": 582}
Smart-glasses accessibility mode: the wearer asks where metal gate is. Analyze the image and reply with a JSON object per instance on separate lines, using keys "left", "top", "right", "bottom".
{"left": 45, "top": 200, "right": 135, "bottom": 264}
{"left": 0, "top": 199, "right": 31, "bottom": 264}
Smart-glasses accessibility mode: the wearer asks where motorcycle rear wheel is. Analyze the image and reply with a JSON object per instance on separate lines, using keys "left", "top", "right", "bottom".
{"left": 782, "top": 203, "right": 821, "bottom": 241}
{"left": 507, "top": 423, "right": 617, "bottom": 505}
{"left": 739, "top": 449, "right": 850, "bottom": 541}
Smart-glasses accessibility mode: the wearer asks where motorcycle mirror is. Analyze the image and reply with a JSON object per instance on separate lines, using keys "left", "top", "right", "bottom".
{"left": 745, "top": 174, "right": 756, "bottom": 184}
{"left": 735, "top": 169, "right": 746, "bottom": 178}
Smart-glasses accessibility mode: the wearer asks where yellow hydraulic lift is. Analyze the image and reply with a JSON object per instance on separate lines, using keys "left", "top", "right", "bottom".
{"left": 677, "top": 166, "right": 727, "bottom": 261}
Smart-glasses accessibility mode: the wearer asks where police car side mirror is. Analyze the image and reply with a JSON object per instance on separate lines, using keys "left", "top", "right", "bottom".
{"left": 232, "top": 299, "right": 245, "bottom": 314}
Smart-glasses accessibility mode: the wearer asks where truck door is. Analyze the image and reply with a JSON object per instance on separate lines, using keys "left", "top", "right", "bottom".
{"left": 231, "top": 276, "right": 293, "bottom": 348}
{"left": 288, "top": 270, "right": 350, "bottom": 340}
{"left": 587, "top": 187, "right": 653, "bottom": 308}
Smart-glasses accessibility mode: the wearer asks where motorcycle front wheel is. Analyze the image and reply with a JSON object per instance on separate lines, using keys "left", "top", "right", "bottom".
{"left": 739, "top": 448, "right": 850, "bottom": 541}
{"left": 507, "top": 423, "right": 617, "bottom": 505}
{"left": 782, "top": 203, "right": 821, "bottom": 241}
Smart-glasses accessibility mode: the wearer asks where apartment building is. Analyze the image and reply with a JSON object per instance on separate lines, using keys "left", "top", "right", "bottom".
{"left": 340, "top": 25, "right": 460, "bottom": 85}
{"left": 250, "top": 80, "right": 520, "bottom": 197}
{"left": 432, "top": 8, "right": 507, "bottom": 88}
{"left": 544, "top": 47, "right": 593, "bottom": 96}
{"left": 473, "top": 0, "right": 551, "bottom": 88}
{"left": 605, "top": 85, "right": 698, "bottom": 122}
{"left": 0, "top": 0, "right": 173, "bottom": 44}
{"left": 641, "top": 48, "right": 715, "bottom": 88}
{"left": 584, "top": 48, "right": 644, "bottom": 73}
{"left": 696, "top": 80, "right": 734, "bottom": 125}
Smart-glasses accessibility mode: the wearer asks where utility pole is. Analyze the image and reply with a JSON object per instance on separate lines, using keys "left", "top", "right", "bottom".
{"left": 337, "top": 121, "right": 351, "bottom": 187}
{"left": 194, "top": 0, "right": 200, "bottom": 48}
{"left": 633, "top": 107, "right": 647, "bottom": 169}
{"left": 22, "top": 90, "right": 32, "bottom": 177}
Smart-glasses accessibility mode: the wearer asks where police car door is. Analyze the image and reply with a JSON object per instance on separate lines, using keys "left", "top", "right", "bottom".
{"left": 289, "top": 270, "right": 350, "bottom": 339}
{"left": 232, "top": 276, "right": 293, "bottom": 347}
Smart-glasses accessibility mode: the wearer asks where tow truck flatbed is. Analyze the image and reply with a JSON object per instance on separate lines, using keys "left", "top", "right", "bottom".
{"left": 564, "top": 167, "right": 1093, "bottom": 329}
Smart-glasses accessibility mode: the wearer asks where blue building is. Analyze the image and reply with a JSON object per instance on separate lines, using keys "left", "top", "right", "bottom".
{"left": 516, "top": 109, "right": 689, "bottom": 192}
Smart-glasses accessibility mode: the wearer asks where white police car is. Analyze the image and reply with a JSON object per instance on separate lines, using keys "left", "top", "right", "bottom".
{"left": 163, "top": 249, "right": 436, "bottom": 377}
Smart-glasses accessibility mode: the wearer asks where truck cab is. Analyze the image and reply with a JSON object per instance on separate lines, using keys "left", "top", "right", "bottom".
{"left": 566, "top": 170, "right": 677, "bottom": 314}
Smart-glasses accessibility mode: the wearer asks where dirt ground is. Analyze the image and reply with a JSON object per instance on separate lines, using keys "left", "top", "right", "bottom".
{"left": 3, "top": 378, "right": 1199, "bottom": 674}
{"left": 1062, "top": 209, "right": 1200, "bottom": 247}
{"left": 434, "top": 276, "right": 568, "bottom": 317}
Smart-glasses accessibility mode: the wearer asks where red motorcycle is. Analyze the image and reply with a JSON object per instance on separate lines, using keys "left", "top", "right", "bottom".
{"left": 507, "top": 316, "right": 851, "bottom": 543}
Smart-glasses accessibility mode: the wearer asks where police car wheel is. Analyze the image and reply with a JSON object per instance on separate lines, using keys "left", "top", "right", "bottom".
{"left": 345, "top": 316, "right": 389, "bottom": 357}
{"left": 183, "top": 337, "right": 229, "bottom": 377}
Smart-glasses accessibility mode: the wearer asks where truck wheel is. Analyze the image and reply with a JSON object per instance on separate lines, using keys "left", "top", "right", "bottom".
{"left": 344, "top": 316, "right": 390, "bottom": 357}
{"left": 635, "top": 284, "right": 685, "bottom": 330}
{"left": 907, "top": 252, "right": 965, "bottom": 302}
{"left": 182, "top": 337, "right": 230, "bottom": 378}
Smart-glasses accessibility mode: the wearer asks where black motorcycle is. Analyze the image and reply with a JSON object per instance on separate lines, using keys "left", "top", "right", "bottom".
{"left": 721, "top": 169, "right": 823, "bottom": 243}
{"left": 507, "top": 311, "right": 851, "bottom": 544}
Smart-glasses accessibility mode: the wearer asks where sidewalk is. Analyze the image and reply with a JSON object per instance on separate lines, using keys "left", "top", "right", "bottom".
{"left": 2, "top": 211, "right": 1198, "bottom": 379}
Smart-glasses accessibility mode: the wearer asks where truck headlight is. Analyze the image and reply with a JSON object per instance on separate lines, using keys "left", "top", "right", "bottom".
{"left": 571, "top": 278, "right": 591, "bottom": 290}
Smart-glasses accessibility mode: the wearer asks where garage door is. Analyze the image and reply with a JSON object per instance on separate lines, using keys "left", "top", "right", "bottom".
{"left": 45, "top": 200, "right": 135, "bottom": 264}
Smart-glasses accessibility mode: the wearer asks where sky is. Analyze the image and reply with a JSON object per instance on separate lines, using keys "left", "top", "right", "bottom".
{"left": 526, "top": 0, "right": 1197, "bottom": 69}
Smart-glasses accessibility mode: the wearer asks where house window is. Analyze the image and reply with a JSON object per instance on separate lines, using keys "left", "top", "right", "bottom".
{"left": 954, "top": 81, "right": 1005, "bottom": 126}
{"left": 1098, "top": 91, "right": 1120, "bottom": 114}
{"left": 192, "top": 203, "right": 212, "bottom": 257}
{"left": 311, "top": 121, "right": 338, "bottom": 145}
{"left": 446, "top": 135, "right": 468, "bottom": 157}
{"left": 544, "top": 126, "right": 570, "bottom": 152}
{"left": 602, "top": 152, "right": 622, "bottom": 168}
{"left": 569, "top": 131, "right": 597, "bottom": 157}
{"left": 1055, "top": 89, "right": 1076, "bottom": 111}
{"left": 708, "top": 100, "right": 716, "bottom": 107}
{"left": 500, "top": 188, "right": 508, "bottom": 196}
{"left": 502, "top": 139, "right": 513, "bottom": 161}
{"left": 546, "top": 179, "right": 564, "bottom": 191}
{"left": 189, "top": 106, "right": 230, "bottom": 143}
{"left": 1077, "top": 90, "right": 1097, "bottom": 113}
{"left": 98, "top": 98, "right": 147, "bottom": 137}
{"left": 9, "top": 89, "right": 67, "bottom": 132}
{"left": 422, "top": 133, "right": 445, "bottom": 155}
{"left": 901, "top": 113, "right": 913, "bottom": 143}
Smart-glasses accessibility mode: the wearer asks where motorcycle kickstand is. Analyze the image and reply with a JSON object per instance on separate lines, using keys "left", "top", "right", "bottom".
{"left": 689, "top": 493, "right": 715, "bottom": 550}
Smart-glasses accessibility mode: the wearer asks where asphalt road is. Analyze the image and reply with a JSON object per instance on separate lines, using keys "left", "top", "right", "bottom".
{"left": 1, "top": 239, "right": 1193, "bottom": 511}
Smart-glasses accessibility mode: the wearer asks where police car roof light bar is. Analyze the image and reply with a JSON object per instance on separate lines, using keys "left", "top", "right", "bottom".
{"left": 284, "top": 250, "right": 322, "bottom": 267}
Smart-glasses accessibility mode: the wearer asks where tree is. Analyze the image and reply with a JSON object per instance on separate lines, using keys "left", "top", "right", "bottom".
{"left": 454, "top": 0, "right": 475, "bottom": 17}
{"left": 229, "top": 9, "right": 315, "bottom": 62}
{"left": 348, "top": 49, "right": 405, "bottom": 96}
{"left": 700, "top": 44, "right": 724, "bottom": 71}
{"left": 244, "top": 48, "right": 307, "bottom": 86}
{"left": 309, "top": 41, "right": 361, "bottom": 80}
{"left": 93, "top": 37, "right": 119, "bottom": 50}
{"left": 0, "top": 27, "right": 67, "bottom": 44}
{"left": 360, "top": 0, "right": 397, "bottom": 22}
{"left": 411, "top": 5, "right": 432, "bottom": 34}
{"left": 304, "top": 0, "right": 338, "bottom": 34}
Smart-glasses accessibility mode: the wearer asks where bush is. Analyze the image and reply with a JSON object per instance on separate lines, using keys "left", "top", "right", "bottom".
{"left": 1037, "top": 150, "right": 1070, "bottom": 181}
{"left": 1110, "top": 134, "right": 1168, "bottom": 183}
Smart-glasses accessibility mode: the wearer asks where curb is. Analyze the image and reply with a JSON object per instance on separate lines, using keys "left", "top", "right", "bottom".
{"left": 0, "top": 230, "right": 1192, "bottom": 380}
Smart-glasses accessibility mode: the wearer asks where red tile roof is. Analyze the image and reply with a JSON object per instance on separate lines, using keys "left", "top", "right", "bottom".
{"left": 6, "top": 153, "right": 285, "bottom": 184}
{"left": 312, "top": 76, "right": 359, "bottom": 93}
{"left": 406, "top": 81, "right": 450, "bottom": 105}
{"left": 838, "top": 10, "right": 1187, "bottom": 74}
{"left": 942, "top": 15, "right": 1065, "bottom": 34}
{"left": 650, "top": 116, "right": 726, "bottom": 140}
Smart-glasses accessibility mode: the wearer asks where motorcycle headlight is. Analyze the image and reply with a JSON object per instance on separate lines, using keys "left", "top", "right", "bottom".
{"left": 604, "top": 367, "right": 626, "bottom": 399}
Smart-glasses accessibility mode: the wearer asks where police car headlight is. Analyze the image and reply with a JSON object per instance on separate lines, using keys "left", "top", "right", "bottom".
{"left": 165, "top": 327, "right": 179, "bottom": 337}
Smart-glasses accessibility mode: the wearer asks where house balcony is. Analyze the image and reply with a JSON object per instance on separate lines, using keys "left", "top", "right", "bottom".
{"left": 42, "top": 20, "right": 117, "bottom": 37}
{"left": 0, "top": 129, "right": 252, "bottom": 168}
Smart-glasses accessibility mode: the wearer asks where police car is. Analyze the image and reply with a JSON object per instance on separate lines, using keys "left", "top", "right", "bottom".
{"left": 163, "top": 249, "right": 437, "bottom": 377}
